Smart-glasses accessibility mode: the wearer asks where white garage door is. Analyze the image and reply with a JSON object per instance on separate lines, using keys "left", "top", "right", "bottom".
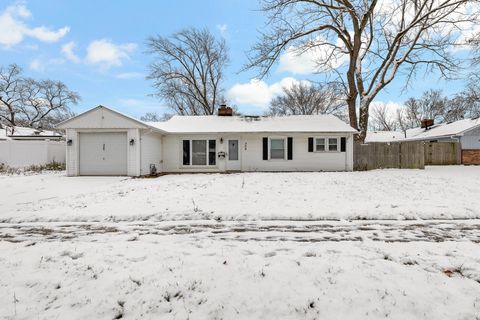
{"left": 79, "top": 132, "right": 128, "bottom": 175}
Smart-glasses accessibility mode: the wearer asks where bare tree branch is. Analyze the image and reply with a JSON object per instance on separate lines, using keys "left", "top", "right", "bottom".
{"left": 147, "top": 28, "right": 229, "bottom": 115}
{"left": 245, "top": 0, "right": 480, "bottom": 141}
{"left": 267, "top": 82, "right": 347, "bottom": 120}
{"left": 0, "top": 64, "right": 79, "bottom": 129}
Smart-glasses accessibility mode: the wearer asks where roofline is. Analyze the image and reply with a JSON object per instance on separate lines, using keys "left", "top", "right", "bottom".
{"left": 55, "top": 105, "right": 166, "bottom": 133}
{"left": 456, "top": 122, "right": 480, "bottom": 136}
{"left": 403, "top": 119, "right": 480, "bottom": 141}
{"left": 9, "top": 135, "right": 63, "bottom": 138}
{"left": 159, "top": 130, "right": 358, "bottom": 135}
{"left": 404, "top": 134, "right": 461, "bottom": 141}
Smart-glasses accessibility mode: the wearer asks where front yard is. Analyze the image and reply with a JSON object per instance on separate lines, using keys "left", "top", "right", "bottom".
{"left": 1, "top": 166, "right": 480, "bottom": 319}
{"left": 1, "top": 166, "right": 480, "bottom": 223}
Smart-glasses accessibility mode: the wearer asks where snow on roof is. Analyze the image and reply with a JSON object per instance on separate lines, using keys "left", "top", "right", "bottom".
{"left": 7, "top": 126, "right": 63, "bottom": 137}
{"left": 365, "top": 131, "right": 405, "bottom": 143}
{"left": 405, "top": 117, "right": 480, "bottom": 141}
{"left": 366, "top": 118, "right": 480, "bottom": 143}
{"left": 148, "top": 114, "right": 357, "bottom": 134}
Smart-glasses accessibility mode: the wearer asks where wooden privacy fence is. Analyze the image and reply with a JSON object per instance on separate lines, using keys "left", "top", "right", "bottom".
{"left": 424, "top": 142, "right": 461, "bottom": 165}
{"left": 354, "top": 142, "right": 424, "bottom": 171}
{"left": 354, "top": 141, "right": 461, "bottom": 170}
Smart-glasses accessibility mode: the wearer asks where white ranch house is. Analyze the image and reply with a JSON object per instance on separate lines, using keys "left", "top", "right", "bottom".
{"left": 56, "top": 105, "right": 357, "bottom": 176}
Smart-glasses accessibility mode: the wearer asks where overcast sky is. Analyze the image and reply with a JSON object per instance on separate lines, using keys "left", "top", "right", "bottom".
{"left": 0, "top": 0, "right": 471, "bottom": 117}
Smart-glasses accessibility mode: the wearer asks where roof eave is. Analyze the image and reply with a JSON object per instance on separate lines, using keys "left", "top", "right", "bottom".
{"left": 55, "top": 105, "right": 167, "bottom": 134}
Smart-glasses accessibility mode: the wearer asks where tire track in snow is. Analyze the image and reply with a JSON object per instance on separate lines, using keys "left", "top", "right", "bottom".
{"left": 1, "top": 220, "right": 479, "bottom": 243}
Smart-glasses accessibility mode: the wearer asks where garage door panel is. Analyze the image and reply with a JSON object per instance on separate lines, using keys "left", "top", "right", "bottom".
{"left": 79, "top": 132, "right": 128, "bottom": 175}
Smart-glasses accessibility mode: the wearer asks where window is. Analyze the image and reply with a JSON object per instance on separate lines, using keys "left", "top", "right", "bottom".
{"left": 183, "top": 139, "right": 216, "bottom": 166}
{"left": 316, "top": 138, "right": 325, "bottom": 152}
{"left": 328, "top": 138, "right": 338, "bottom": 151}
{"left": 209, "top": 140, "right": 216, "bottom": 165}
{"left": 192, "top": 140, "right": 207, "bottom": 165}
{"left": 270, "top": 138, "right": 285, "bottom": 159}
{"left": 314, "top": 137, "right": 339, "bottom": 152}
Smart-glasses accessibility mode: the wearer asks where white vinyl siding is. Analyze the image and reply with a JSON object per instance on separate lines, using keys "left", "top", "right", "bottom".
{"left": 162, "top": 133, "right": 354, "bottom": 173}
{"left": 140, "top": 131, "right": 162, "bottom": 175}
{"left": 461, "top": 126, "right": 480, "bottom": 149}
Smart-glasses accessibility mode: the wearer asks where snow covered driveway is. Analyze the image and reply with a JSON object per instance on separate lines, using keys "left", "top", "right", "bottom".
{"left": 1, "top": 166, "right": 480, "bottom": 222}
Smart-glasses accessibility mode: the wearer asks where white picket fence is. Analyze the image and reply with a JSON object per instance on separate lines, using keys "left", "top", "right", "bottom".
{"left": 0, "top": 140, "right": 65, "bottom": 168}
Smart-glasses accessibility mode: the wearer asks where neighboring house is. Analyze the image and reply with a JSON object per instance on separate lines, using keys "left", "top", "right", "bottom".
{"left": 1, "top": 126, "right": 64, "bottom": 141}
{"left": 365, "top": 117, "right": 480, "bottom": 165}
{"left": 0, "top": 128, "right": 7, "bottom": 141}
{"left": 56, "top": 105, "right": 357, "bottom": 176}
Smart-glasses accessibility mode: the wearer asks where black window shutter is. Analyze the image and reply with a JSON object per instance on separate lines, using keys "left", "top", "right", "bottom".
{"left": 287, "top": 137, "right": 293, "bottom": 160}
{"left": 308, "top": 137, "right": 314, "bottom": 152}
{"left": 262, "top": 137, "right": 268, "bottom": 160}
{"left": 182, "top": 140, "right": 190, "bottom": 165}
{"left": 341, "top": 137, "right": 346, "bottom": 152}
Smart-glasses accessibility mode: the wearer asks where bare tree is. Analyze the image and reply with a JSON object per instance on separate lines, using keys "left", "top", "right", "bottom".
{"left": 370, "top": 103, "right": 398, "bottom": 131}
{"left": 267, "top": 82, "right": 346, "bottom": 119}
{"left": 17, "top": 80, "right": 80, "bottom": 129}
{"left": 396, "top": 108, "right": 411, "bottom": 137}
{"left": 245, "top": 0, "right": 480, "bottom": 141}
{"left": 403, "top": 89, "right": 448, "bottom": 126}
{"left": 448, "top": 75, "right": 480, "bottom": 120}
{"left": 393, "top": 86, "right": 480, "bottom": 134}
{"left": 0, "top": 64, "right": 79, "bottom": 129}
{"left": 0, "top": 64, "right": 23, "bottom": 126}
{"left": 140, "top": 112, "right": 172, "bottom": 122}
{"left": 147, "top": 28, "right": 229, "bottom": 115}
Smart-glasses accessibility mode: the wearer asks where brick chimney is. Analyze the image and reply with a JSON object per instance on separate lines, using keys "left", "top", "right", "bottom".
{"left": 218, "top": 104, "right": 233, "bottom": 116}
{"left": 421, "top": 119, "right": 434, "bottom": 130}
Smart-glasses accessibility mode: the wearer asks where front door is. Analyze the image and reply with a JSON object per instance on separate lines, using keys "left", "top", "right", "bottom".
{"left": 226, "top": 139, "right": 241, "bottom": 171}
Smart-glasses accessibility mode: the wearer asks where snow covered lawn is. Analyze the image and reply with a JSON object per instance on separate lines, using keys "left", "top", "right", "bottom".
{"left": 1, "top": 167, "right": 480, "bottom": 319}
{"left": 1, "top": 166, "right": 480, "bottom": 222}
{"left": 1, "top": 230, "right": 480, "bottom": 320}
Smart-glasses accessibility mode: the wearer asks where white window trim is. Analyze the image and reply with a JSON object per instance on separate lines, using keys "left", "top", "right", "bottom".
{"left": 314, "top": 137, "right": 340, "bottom": 153}
{"left": 182, "top": 139, "right": 217, "bottom": 167}
{"left": 269, "top": 137, "right": 287, "bottom": 161}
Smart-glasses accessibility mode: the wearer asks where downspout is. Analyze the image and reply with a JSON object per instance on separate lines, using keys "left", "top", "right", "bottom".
{"left": 137, "top": 128, "right": 141, "bottom": 176}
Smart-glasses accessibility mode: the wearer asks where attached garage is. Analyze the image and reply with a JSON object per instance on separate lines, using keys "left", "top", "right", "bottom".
{"left": 79, "top": 132, "right": 128, "bottom": 175}
{"left": 56, "top": 105, "right": 165, "bottom": 176}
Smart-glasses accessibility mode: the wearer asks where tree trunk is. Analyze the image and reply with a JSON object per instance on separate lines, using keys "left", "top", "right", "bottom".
{"left": 357, "top": 99, "right": 371, "bottom": 143}
{"left": 346, "top": 96, "right": 358, "bottom": 130}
